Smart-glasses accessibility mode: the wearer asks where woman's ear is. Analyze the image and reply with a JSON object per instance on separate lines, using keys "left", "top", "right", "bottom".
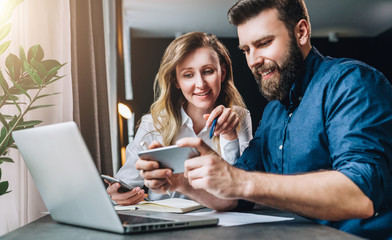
{"left": 175, "top": 80, "right": 180, "bottom": 89}
{"left": 220, "top": 64, "right": 227, "bottom": 82}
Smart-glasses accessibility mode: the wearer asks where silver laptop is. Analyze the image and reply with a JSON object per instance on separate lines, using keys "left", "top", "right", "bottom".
{"left": 12, "top": 121, "right": 218, "bottom": 234}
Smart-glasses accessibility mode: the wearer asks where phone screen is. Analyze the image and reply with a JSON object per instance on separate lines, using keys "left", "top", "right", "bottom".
{"left": 101, "top": 175, "right": 133, "bottom": 193}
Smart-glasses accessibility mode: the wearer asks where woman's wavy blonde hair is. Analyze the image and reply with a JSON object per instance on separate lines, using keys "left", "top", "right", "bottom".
{"left": 150, "top": 31, "right": 246, "bottom": 146}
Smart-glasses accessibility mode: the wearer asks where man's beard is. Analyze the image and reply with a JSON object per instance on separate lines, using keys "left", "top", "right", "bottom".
{"left": 251, "top": 37, "right": 304, "bottom": 102}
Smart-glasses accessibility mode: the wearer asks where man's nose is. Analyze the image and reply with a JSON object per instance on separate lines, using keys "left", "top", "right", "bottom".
{"left": 247, "top": 50, "right": 264, "bottom": 70}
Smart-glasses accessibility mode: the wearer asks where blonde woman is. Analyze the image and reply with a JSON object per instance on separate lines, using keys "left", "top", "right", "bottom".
{"left": 108, "top": 32, "right": 252, "bottom": 205}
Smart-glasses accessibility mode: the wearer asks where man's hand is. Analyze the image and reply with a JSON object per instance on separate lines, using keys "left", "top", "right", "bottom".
{"left": 177, "top": 137, "right": 243, "bottom": 199}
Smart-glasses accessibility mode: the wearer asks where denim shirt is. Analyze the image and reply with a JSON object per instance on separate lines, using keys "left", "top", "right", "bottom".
{"left": 235, "top": 47, "right": 392, "bottom": 239}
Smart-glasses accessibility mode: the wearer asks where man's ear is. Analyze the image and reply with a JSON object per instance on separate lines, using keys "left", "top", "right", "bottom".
{"left": 296, "top": 19, "right": 310, "bottom": 46}
{"left": 221, "top": 64, "right": 227, "bottom": 82}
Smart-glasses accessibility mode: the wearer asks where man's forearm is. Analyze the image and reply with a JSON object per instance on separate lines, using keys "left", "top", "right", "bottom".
{"left": 177, "top": 181, "right": 238, "bottom": 211}
{"left": 240, "top": 170, "right": 374, "bottom": 220}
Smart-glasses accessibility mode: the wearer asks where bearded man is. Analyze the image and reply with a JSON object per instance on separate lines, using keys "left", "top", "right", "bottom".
{"left": 136, "top": 1, "right": 392, "bottom": 239}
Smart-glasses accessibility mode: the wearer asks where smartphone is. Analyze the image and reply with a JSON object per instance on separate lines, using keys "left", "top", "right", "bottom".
{"left": 101, "top": 175, "right": 133, "bottom": 193}
{"left": 138, "top": 145, "right": 199, "bottom": 173}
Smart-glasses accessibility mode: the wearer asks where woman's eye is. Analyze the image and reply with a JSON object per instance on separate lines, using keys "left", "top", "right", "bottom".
{"left": 203, "top": 69, "right": 214, "bottom": 75}
{"left": 183, "top": 73, "right": 193, "bottom": 78}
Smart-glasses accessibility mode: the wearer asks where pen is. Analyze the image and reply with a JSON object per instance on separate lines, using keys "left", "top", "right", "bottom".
{"left": 140, "top": 141, "right": 171, "bottom": 198}
{"left": 209, "top": 117, "right": 218, "bottom": 139}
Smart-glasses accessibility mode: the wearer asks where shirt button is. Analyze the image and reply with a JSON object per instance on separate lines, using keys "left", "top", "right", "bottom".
{"left": 375, "top": 212, "right": 379, "bottom": 217}
{"left": 289, "top": 113, "right": 293, "bottom": 117}
{"left": 298, "top": 96, "right": 303, "bottom": 101}
{"left": 279, "top": 145, "right": 283, "bottom": 150}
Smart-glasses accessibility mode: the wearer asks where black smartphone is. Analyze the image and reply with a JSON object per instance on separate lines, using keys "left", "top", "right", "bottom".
{"left": 101, "top": 175, "right": 133, "bottom": 193}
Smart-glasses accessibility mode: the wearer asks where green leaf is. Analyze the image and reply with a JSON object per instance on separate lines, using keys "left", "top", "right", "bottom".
{"left": 3, "top": 102, "right": 24, "bottom": 106}
{"left": 23, "top": 60, "right": 42, "bottom": 86}
{"left": 19, "top": 46, "right": 27, "bottom": 65}
{"left": 5, "top": 53, "right": 21, "bottom": 80}
{"left": 17, "top": 120, "right": 42, "bottom": 128}
{"left": 31, "top": 58, "right": 47, "bottom": 78}
{"left": 28, "top": 104, "right": 54, "bottom": 111}
{"left": 27, "top": 45, "right": 44, "bottom": 62}
{"left": 0, "top": 126, "right": 7, "bottom": 138}
{"left": 0, "top": 127, "right": 7, "bottom": 155}
{"left": 0, "top": 113, "right": 9, "bottom": 130}
{"left": 42, "top": 59, "right": 61, "bottom": 71}
{"left": 0, "top": 41, "right": 11, "bottom": 55}
{"left": 0, "top": 181, "right": 9, "bottom": 195}
{"left": 45, "top": 63, "right": 65, "bottom": 82}
{"left": 0, "top": 10, "right": 12, "bottom": 27}
{"left": 9, "top": 85, "right": 29, "bottom": 95}
{"left": 8, "top": 115, "right": 18, "bottom": 126}
{"left": 0, "top": 130, "right": 13, "bottom": 152}
{"left": 2, "top": 95, "right": 18, "bottom": 101}
{"left": 0, "top": 23, "right": 11, "bottom": 42}
{"left": 10, "top": 144, "right": 18, "bottom": 149}
{"left": 42, "top": 60, "right": 63, "bottom": 82}
{"left": 0, "top": 157, "right": 14, "bottom": 164}
{"left": 0, "top": 114, "right": 13, "bottom": 120}
{"left": 17, "top": 75, "right": 36, "bottom": 87}
{"left": 0, "top": 0, "right": 23, "bottom": 25}
{"left": 0, "top": 168, "right": 2, "bottom": 179}
{"left": 0, "top": 70, "right": 10, "bottom": 93}
{"left": 9, "top": 78, "right": 30, "bottom": 100}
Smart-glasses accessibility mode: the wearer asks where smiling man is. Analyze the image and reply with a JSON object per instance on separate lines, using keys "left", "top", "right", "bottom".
{"left": 136, "top": 0, "right": 392, "bottom": 239}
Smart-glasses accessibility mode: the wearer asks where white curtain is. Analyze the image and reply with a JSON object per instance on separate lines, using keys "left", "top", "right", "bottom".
{"left": 102, "top": 0, "right": 119, "bottom": 174}
{"left": 0, "top": 0, "right": 72, "bottom": 236}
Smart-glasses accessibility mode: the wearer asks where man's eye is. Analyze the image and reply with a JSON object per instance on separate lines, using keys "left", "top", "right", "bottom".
{"left": 257, "top": 40, "right": 272, "bottom": 47}
{"left": 242, "top": 49, "right": 249, "bottom": 55}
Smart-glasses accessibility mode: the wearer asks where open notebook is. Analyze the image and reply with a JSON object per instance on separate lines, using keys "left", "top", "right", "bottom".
{"left": 115, "top": 198, "right": 204, "bottom": 213}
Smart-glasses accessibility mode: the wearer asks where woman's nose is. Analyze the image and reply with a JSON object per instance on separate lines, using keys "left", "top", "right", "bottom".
{"left": 194, "top": 72, "right": 206, "bottom": 88}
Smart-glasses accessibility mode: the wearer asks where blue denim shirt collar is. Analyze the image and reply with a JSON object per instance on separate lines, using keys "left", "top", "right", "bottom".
{"left": 288, "top": 47, "right": 324, "bottom": 111}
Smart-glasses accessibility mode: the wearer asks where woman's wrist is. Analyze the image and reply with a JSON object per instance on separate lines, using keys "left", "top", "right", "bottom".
{"left": 221, "top": 130, "right": 238, "bottom": 141}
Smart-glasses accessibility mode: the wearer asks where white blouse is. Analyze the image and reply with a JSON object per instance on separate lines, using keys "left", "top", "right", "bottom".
{"left": 115, "top": 106, "right": 252, "bottom": 200}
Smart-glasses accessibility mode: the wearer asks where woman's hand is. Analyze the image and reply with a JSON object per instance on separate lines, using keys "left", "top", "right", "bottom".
{"left": 204, "top": 105, "right": 239, "bottom": 141}
{"left": 135, "top": 141, "right": 181, "bottom": 194}
{"left": 106, "top": 182, "right": 145, "bottom": 206}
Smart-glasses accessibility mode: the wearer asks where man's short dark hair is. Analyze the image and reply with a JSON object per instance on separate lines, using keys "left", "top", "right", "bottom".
{"left": 228, "top": 0, "right": 311, "bottom": 36}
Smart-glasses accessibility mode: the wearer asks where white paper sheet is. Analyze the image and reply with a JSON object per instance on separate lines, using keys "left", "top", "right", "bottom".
{"left": 186, "top": 211, "right": 294, "bottom": 227}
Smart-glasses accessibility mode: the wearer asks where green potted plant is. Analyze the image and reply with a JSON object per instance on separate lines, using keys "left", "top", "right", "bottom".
{"left": 0, "top": 0, "right": 66, "bottom": 196}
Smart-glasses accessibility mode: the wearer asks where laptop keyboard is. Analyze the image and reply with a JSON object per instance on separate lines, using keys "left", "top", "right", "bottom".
{"left": 119, "top": 214, "right": 172, "bottom": 225}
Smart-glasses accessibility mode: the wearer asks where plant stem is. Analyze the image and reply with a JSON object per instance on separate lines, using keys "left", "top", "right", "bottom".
{"left": 0, "top": 86, "right": 45, "bottom": 150}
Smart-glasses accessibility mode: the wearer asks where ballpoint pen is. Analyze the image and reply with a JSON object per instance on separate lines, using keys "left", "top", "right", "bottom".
{"left": 209, "top": 117, "right": 218, "bottom": 139}
{"left": 140, "top": 141, "right": 171, "bottom": 198}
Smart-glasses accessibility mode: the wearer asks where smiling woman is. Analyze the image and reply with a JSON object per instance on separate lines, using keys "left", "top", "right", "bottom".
{"left": 110, "top": 32, "right": 253, "bottom": 206}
